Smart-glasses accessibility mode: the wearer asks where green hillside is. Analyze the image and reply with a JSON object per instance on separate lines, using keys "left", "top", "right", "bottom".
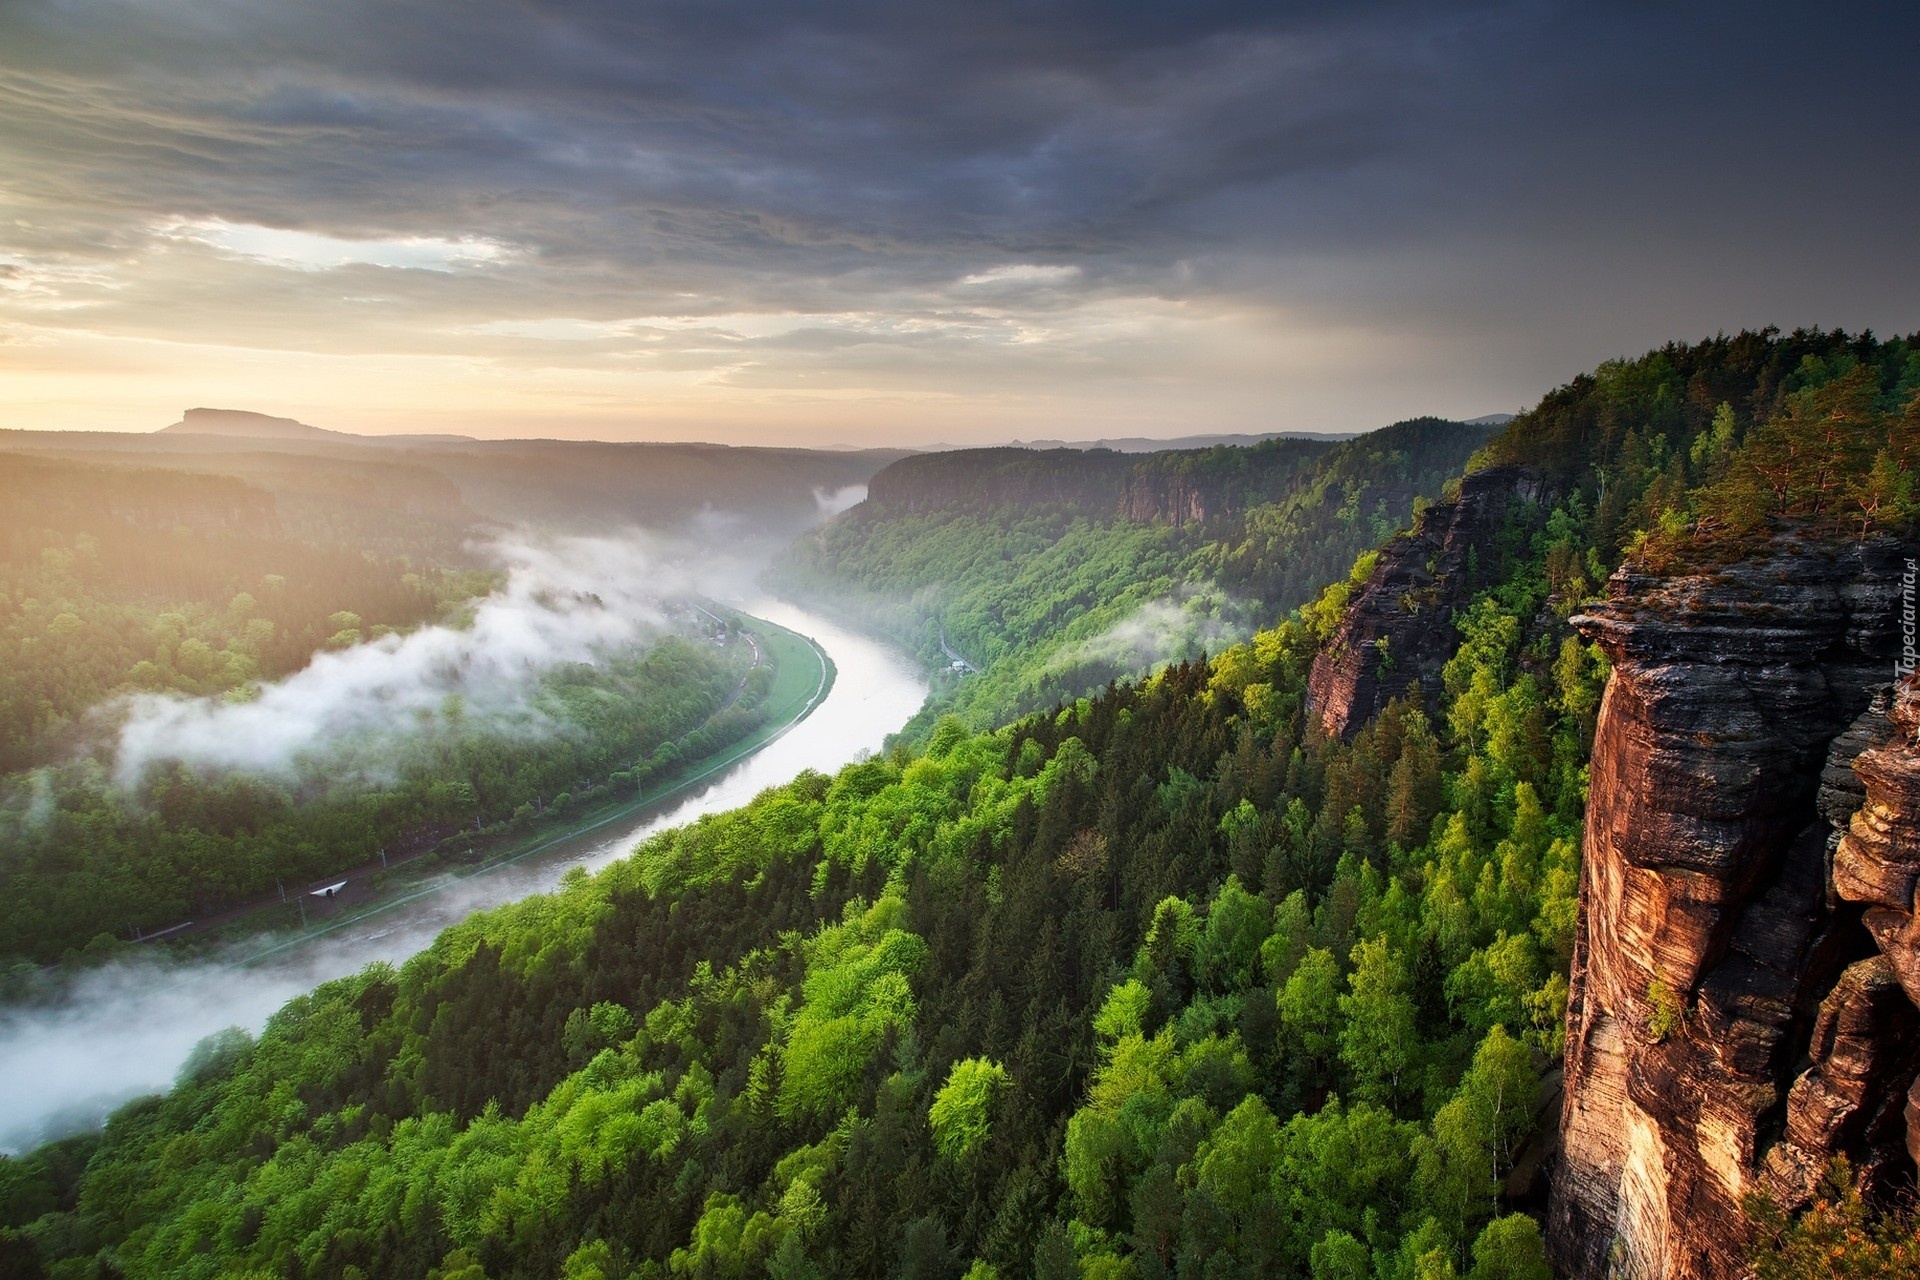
{"left": 0, "top": 435, "right": 896, "bottom": 963}
{"left": 777, "top": 419, "right": 1492, "bottom": 742}
{"left": 5, "top": 330, "right": 1918, "bottom": 1279}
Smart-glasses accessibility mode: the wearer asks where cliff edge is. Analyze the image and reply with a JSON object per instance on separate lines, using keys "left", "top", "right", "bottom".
{"left": 1304, "top": 465, "right": 1546, "bottom": 737}
{"left": 1549, "top": 534, "right": 1916, "bottom": 1280}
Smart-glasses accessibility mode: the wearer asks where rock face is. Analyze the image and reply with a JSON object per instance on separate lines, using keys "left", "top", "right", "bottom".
{"left": 1760, "top": 671, "right": 1920, "bottom": 1199}
{"left": 1550, "top": 534, "right": 1916, "bottom": 1280}
{"left": 1758, "top": 953, "right": 1920, "bottom": 1206}
{"left": 862, "top": 444, "right": 1346, "bottom": 522}
{"left": 1119, "top": 467, "right": 1233, "bottom": 527}
{"left": 1304, "top": 466, "right": 1545, "bottom": 737}
{"left": 1834, "top": 678, "right": 1920, "bottom": 1007}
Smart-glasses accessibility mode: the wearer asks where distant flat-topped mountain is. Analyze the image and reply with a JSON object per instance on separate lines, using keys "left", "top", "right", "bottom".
{"left": 156, "top": 407, "right": 476, "bottom": 446}
{"left": 160, "top": 407, "right": 352, "bottom": 440}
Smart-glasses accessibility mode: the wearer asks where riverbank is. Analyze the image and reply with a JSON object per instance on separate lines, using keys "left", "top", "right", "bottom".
{"left": 181, "top": 607, "right": 832, "bottom": 968}
{"left": 0, "top": 597, "right": 925, "bottom": 1153}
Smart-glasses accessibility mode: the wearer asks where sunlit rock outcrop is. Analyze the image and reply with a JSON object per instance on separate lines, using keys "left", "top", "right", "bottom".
{"left": 1549, "top": 534, "right": 1912, "bottom": 1280}
{"left": 1305, "top": 465, "right": 1545, "bottom": 737}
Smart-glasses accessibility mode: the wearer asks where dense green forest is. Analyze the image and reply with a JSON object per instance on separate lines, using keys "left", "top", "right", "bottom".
{"left": 0, "top": 446, "right": 834, "bottom": 963}
{"left": 0, "top": 454, "right": 493, "bottom": 775}
{"left": 0, "top": 624, "right": 768, "bottom": 966}
{"left": 0, "top": 539, "right": 1601, "bottom": 1280}
{"left": 1476, "top": 328, "right": 1920, "bottom": 559}
{"left": 4, "top": 329, "right": 1917, "bottom": 1279}
{"left": 777, "top": 419, "right": 1491, "bottom": 742}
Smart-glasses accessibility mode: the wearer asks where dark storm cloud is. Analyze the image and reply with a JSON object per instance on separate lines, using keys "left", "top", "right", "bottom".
{"left": 0, "top": 0, "right": 1424, "bottom": 260}
{"left": 0, "top": 0, "right": 1914, "bottom": 433}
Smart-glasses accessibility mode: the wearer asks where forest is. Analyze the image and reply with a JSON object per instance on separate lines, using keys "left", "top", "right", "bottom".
{"left": 0, "top": 624, "right": 769, "bottom": 966}
{"left": 0, "top": 454, "right": 491, "bottom": 775}
{"left": 0, "top": 441, "right": 852, "bottom": 964}
{"left": 3, "top": 329, "right": 1918, "bottom": 1279}
{"left": 778, "top": 419, "right": 1492, "bottom": 742}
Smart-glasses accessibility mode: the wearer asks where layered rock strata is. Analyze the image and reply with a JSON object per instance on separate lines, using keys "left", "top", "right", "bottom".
{"left": 1549, "top": 534, "right": 1914, "bottom": 1280}
{"left": 1304, "top": 466, "right": 1545, "bottom": 737}
{"left": 1749, "top": 675, "right": 1920, "bottom": 1209}
{"left": 1834, "top": 678, "right": 1920, "bottom": 1008}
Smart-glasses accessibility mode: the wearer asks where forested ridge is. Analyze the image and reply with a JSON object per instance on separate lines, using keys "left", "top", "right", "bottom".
{"left": 5, "top": 329, "right": 1919, "bottom": 1279}
{"left": 0, "top": 430, "right": 903, "bottom": 543}
{"left": 0, "top": 454, "right": 491, "bottom": 775}
{"left": 0, "top": 448, "right": 821, "bottom": 964}
{"left": 778, "top": 419, "right": 1492, "bottom": 742}
{"left": 0, "top": 626, "right": 764, "bottom": 967}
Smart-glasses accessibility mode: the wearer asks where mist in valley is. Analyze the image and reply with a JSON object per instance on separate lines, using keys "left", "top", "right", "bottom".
{"left": 108, "top": 530, "right": 680, "bottom": 789}
{"left": 1049, "top": 586, "right": 1252, "bottom": 679}
{"left": 0, "top": 511, "right": 929, "bottom": 1151}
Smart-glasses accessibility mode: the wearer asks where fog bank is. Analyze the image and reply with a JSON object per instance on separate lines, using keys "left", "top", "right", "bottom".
{"left": 110, "top": 531, "right": 681, "bottom": 788}
{"left": 0, "top": 598, "right": 929, "bottom": 1154}
{"left": 1058, "top": 588, "right": 1250, "bottom": 675}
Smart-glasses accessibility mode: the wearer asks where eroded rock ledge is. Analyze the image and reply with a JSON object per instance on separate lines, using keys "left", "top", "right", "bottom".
{"left": 1549, "top": 533, "right": 1914, "bottom": 1280}
{"left": 1305, "top": 466, "right": 1546, "bottom": 737}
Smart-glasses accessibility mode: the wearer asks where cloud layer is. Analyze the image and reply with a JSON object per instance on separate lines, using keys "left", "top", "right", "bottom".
{"left": 1, "top": 1, "right": 1916, "bottom": 442}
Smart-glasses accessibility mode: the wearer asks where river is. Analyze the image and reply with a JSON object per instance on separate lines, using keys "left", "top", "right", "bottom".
{"left": 0, "top": 596, "right": 927, "bottom": 1152}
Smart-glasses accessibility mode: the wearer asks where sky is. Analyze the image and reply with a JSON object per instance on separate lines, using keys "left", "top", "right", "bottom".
{"left": 0, "top": 1, "right": 1915, "bottom": 448}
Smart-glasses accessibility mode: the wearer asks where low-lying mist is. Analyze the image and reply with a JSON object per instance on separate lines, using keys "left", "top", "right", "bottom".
{"left": 1053, "top": 586, "right": 1251, "bottom": 676}
{"left": 813, "top": 483, "right": 867, "bottom": 518}
{"left": 0, "top": 955, "right": 336, "bottom": 1154}
{"left": 108, "top": 530, "right": 693, "bottom": 789}
{"left": 0, "top": 596, "right": 933, "bottom": 1155}
{"left": 0, "top": 868, "right": 518, "bottom": 1154}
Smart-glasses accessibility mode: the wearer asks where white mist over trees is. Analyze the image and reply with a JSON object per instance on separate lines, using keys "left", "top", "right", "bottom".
{"left": 108, "top": 531, "right": 678, "bottom": 787}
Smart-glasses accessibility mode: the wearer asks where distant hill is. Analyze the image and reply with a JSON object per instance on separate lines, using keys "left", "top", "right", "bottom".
{"left": 3, "top": 412, "right": 908, "bottom": 541}
{"left": 158, "top": 407, "right": 475, "bottom": 446}
{"left": 160, "top": 407, "right": 349, "bottom": 441}
{"left": 1004, "top": 430, "right": 1355, "bottom": 452}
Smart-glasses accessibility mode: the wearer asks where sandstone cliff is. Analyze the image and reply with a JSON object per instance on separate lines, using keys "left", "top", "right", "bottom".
{"left": 1549, "top": 534, "right": 1916, "bottom": 1280}
{"left": 861, "top": 442, "right": 1338, "bottom": 523}
{"left": 1303, "top": 465, "right": 1546, "bottom": 737}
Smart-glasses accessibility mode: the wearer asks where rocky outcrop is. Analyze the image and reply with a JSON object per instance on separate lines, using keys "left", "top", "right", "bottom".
{"left": 1759, "top": 953, "right": 1920, "bottom": 1206}
{"left": 1119, "top": 468, "right": 1233, "bottom": 527}
{"left": 1755, "top": 673, "right": 1920, "bottom": 1205}
{"left": 1304, "top": 465, "right": 1545, "bottom": 737}
{"left": 1550, "top": 534, "right": 1914, "bottom": 1280}
{"left": 1834, "top": 678, "right": 1920, "bottom": 1006}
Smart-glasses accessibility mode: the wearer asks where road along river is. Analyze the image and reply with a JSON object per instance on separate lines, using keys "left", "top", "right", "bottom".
{"left": 0, "top": 597, "right": 927, "bottom": 1151}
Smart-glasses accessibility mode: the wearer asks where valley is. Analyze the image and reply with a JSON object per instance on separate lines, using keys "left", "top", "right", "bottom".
{"left": 3, "top": 7, "right": 1913, "bottom": 1276}
{"left": 0, "top": 597, "right": 926, "bottom": 1156}
{"left": 2, "top": 330, "right": 1918, "bottom": 1280}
